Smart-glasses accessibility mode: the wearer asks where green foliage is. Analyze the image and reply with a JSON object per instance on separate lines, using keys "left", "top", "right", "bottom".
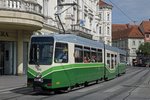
{"left": 137, "top": 42, "right": 150, "bottom": 56}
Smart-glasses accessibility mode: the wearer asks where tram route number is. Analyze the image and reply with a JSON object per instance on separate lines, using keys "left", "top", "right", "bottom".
{"left": 34, "top": 78, "right": 43, "bottom": 83}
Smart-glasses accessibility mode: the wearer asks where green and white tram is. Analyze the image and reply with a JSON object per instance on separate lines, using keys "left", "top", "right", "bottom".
{"left": 27, "top": 34, "right": 126, "bottom": 91}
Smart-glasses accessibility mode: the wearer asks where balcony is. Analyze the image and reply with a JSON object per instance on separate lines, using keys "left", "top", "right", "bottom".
{"left": 71, "top": 24, "right": 92, "bottom": 39}
{"left": 0, "top": 0, "right": 43, "bottom": 31}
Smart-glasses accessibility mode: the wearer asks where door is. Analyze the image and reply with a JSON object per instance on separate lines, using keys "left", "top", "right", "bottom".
{"left": 4, "top": 42, "right": 13, "bottom": 75}
{"left": 0, "top": 43, "right": 4, "bottom": 75}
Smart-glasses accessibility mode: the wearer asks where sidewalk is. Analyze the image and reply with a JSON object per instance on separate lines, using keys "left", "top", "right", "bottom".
{"left": 0, "top": 75, "right": 27, "bottom": 92}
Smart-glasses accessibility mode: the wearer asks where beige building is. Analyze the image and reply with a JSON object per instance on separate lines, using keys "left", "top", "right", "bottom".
{"left": 0, "top": 0, "right": 43, "bottom": 75}
{"left": 0, "top": 0, "right": 111, "bottom": 75}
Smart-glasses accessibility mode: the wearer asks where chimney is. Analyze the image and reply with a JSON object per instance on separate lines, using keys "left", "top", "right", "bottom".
{"left": 126, "top": 24, "right": 131, "bottom": 28}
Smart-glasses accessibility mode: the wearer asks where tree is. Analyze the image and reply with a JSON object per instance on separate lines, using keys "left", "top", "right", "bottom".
{"left": 137, "top": 42, "right": 150, "bottom": 56}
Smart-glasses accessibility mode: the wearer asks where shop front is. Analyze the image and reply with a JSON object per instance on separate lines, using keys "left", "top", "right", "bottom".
{"left": 0, "top": 31, "right": 32, "bottom": 75}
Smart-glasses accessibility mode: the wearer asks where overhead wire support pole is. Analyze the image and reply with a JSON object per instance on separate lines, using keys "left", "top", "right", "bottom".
{"left": 55, "top": 2, "right": 78, "bottom": 34}
{"left": 55, "top": 13, "right": 66, "bottom": 34}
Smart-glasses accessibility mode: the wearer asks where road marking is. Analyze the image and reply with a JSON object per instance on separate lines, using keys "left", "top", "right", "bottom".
{"left": 0, "top": 86, "right": 26, "bottom": 93}
{"left": 75, "top": 84, "right": 103, "bottom": 93}
{"left": 0, "top": 91, "right": 12, "bottom": 94}
{"left": 104, "top": 86, "right": 122, "bottom": 93}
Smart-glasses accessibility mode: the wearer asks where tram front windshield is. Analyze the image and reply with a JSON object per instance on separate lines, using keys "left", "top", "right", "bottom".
{"left": 29, "top": 37, "right": 54, "bottom": 65}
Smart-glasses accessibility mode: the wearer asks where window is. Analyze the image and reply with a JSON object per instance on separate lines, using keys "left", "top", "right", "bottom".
{"left": 132, "top": 41, "right": 135, "bottom": 46}
{"left": 107, "top": 27, "right": 110, "bottom": 35}
{"left": 111, "top": 54, "right": 114, "bottom": 69}
{"left": 75, "top": 45, "right": 83, "bottom": 63}
{"left": 107, "top": 13, "right": 110, "bottom": 21}
{"left": 54, "top": 42, "right": 68, "bottom": 63}
{"left": 139, "top": 41, "right": 142, "bottom": 45}
{"left": 132, "top": 48, "right": 136, "bottom": 54}
{"left": 91, "top": 48, "right": 97, "bottom": 63}
{"left": 29, "top": 37, "right": 54, "bottom": 65}
{"left": 120, "top": 54, "right": 126, "bottom": 63}
{"left": 89, "top": 18, "right": 93, "bottom": 27}
{"left": 115, "top": 55, "right": 117, "bottom": 66}
{"left": 83, "top": 47, "right": 90, "bottom": 63}
{"left": 97, "top": 49, "right": 102, "bottom": 62}
{"left": 146, "top": 34, "right": 149, "bottom": 38}
{"left": 107, "top": 53, "right": 110, "bottom": 68}
{"left": 99, "top": 26, "right": 102, "bottom": 34}
{"left": 84, "top": 13, "right": 87, "bottom": 20}
{"left": 99, "top": 13, "right": 102, "bottom": 21}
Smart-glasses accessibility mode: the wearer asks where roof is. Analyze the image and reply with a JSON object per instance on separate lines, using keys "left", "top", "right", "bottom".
{"left": 32, "top": 34, "right": 104, "bottom": 49}
{"left": 112, "top": 25, "right": 144, "bottom": 40}
{"left": 32, "top": 34, "right": 126, "bottom": 55}
{"left": 112, "top": 24, "right": 128, "bottom": 32}
{"left": 140, "top": 21, "right": 150, "bottom": 33}
{"left": 97, "top": 0, "right": 112, "bottom": 8}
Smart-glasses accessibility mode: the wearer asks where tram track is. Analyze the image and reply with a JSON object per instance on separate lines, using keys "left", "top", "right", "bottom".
{"left": 68, "top": 67, "right": 147, "bottom": 100}
{"left": 0, "top": 67, "right": 146, "bottom": 100}
{"left": 26, "top": 67, "right": 146, "bottom": 100}
{"left": 103, "top": 67, "right": 150, "bottom": 100}
{"left": 0, "top": 87, "right": 35, "bottom": 100}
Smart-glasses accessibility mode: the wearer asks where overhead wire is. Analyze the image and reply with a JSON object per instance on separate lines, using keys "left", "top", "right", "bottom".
{"left": 108, "top": 0, "right": 136, "bottom": 23}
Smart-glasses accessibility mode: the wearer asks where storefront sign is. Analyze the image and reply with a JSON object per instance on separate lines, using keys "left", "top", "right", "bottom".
{"left": 0, "top": 31, "right": 8, "bottom": 37}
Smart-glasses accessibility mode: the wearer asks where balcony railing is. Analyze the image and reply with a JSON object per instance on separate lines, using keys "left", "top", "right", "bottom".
{"left": 71, "top": 24, "right": 92, "bottom": 39}
{"left": 0, "top": 0, "right": 42, "bottom": 14}
{"left": 71, "top": 24, "right": 91, "bottom": 35}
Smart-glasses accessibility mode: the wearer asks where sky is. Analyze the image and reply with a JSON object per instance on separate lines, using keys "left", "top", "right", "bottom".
{"left": 105, "top": 0, "right": 150, "bottom": 24}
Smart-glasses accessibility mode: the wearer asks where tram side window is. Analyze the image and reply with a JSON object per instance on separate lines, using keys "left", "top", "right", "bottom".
{"left": 97, "top": 49, "right": 102, "bottom": 62}
{"left": 107, "top": 53, "right": 110, "bottom": 68}
{"left": 54, "top": 42, "right": 68, "bottom": 63}
{"left": 91, "top": 48, "right": 97, "bottom": 63}
{"left": 111, "top": 54, "right": 114, "bottom": 69}
{"left": 120, "top": 54, "right": 126, "bottom": 63}
{"left": 75, "top": 45, "right": 83, "bottom": 63}
{"left": 115, "top": 55, "right": 117, "bottom": 66}
{"left": 83, "top": 47, "right": 90, "bottom": 63}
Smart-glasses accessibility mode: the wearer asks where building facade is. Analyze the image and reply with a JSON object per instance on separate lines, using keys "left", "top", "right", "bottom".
{"left": 112, "top": 24, "right": 144, "bottom": 66}
{"left": 0, "top": 0, "right": 112, "bottom": 75}
{"left": 37, "top": 0, "right": 104, "bottom": 39}
{"left": 0, "top": 0, "right": 43, "bottom": 75}
{"left": 139, "top": 20, "right": 150, "bottom": 42}
{"left": 94, "top": 0, "right": 112, "bottom": 45}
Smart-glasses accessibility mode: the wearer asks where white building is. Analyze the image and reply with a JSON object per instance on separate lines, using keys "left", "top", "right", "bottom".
{"left": 37, "top": 0, "right": 99, "bottom": 39}
{"left": 94, "top": 0, "right": 112, "bottom": 45}
{"left": 112, "top": 25, "right": 144, "bottom": 66}
{"left": 0, "top": 0, "right": 113, "bottom": 75}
